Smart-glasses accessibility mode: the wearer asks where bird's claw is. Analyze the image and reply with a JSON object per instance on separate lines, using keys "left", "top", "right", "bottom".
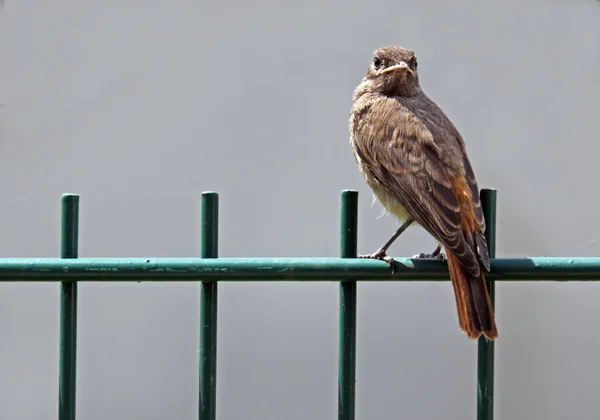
{"left": 359, "top": 248, "right": 396, "bottom": 273}
{"left": 412, "top": 252, "right": 446, "bottom": 262}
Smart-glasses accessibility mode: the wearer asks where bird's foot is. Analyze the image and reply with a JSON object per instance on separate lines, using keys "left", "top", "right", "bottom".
{"left": 413, "top": 251, "right": 446, "bottom": 262}
{"left": 359, "top": 248, "right": 396, "bottom": 273}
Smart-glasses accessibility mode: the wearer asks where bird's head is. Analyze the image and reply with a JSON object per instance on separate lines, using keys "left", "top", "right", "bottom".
{"left": 362, "top": 46, "right": 421, "bottom": 97}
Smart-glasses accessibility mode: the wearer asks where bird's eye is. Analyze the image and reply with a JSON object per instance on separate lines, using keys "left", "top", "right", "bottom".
{"left": 373, "top": 56, "right": 382, "bottom": 69}
{"left": 409, "top": 56, "right": 417, "bottom": 69}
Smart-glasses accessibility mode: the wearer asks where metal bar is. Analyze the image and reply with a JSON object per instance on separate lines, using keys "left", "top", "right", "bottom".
{"left": 0, "top": 257, "right": 599, "bottom": 281}
{"left": 338, "top": 190, "right": 358, "bottom": 420}
{"left": 199, "top": 192, "right": 218, "bottom": 420}
{"left": 59, "top": 194, "right": 79, "bottom": 420}
{"left": 477, "top": 189, "right": 497, "bottom": 420}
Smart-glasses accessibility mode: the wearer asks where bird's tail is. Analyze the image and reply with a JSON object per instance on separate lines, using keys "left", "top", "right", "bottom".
{"left": 446, "top": 251, "right": 498, "bottom": 340}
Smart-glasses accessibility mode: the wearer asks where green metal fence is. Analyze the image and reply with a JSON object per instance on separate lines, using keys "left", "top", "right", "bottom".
{"left": 3, "top": 188, "right": 600, "bottom": 420}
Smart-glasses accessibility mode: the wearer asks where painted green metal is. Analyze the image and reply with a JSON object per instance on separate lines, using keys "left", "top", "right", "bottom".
{"left": 5, "top": 190, "right": 600, "bottom": 419}
{"left": 478, "top": 189, "right": 497, "bottom": 420}
{"left": 59, "top": 194, "right": 79, "bottom": 420}
{"left": 339, "top": 190, "right": 358, "bottom": 420}
{"left": 199, "top": 192, "right": 218, "bottom": 420}
{"left": 1, "top": 257, "right": 600, "bottom": 281}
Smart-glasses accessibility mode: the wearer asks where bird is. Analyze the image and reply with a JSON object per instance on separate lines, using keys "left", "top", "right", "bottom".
{"left": 349, "top": 46, "right": 497, "bottom": 340}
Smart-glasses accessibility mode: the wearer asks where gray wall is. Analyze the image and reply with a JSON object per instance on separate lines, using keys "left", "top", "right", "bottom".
{"left": 2, "top": 1, "right": 600, "bottom": 419}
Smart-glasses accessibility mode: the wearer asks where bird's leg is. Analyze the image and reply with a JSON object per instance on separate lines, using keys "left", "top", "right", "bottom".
{"left": 413, "top": 245, "right": 446, "bottom": 262}
{"left": 359, "top": 217, "right": 415, "bottom": 270}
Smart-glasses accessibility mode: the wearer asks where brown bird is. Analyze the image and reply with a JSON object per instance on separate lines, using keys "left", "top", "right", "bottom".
{"left": 349, "top": 46, "right": 497, "bottom": 340}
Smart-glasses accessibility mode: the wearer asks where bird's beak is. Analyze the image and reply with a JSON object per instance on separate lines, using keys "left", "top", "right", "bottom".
{"left": 380, "top": 61, "right": 414, "bottom": 76}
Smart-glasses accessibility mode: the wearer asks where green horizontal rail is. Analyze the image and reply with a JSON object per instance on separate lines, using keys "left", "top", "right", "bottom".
{"left": 0, "top": 257, "right": 599, "bottom": 281}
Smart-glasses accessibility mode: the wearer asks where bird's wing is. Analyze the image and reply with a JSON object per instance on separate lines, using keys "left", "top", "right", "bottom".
{"left": 441, "top": 118, "right": 490, "bottom": 271}
{"left": 352, "top": 100, "right": 481, "bottom": 275}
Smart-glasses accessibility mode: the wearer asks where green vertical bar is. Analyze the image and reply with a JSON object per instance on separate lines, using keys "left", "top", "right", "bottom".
{"left": 477, "top": 189, "right": 497, "bottom": 420}
{"left": 199, "top": 192, "right": 218, "bottom": 420}
{"left": 338, "top": 190, "right": 358, "bottom": 420}
{"left": 59, "top": 194, "right": 79, "bottom": 420}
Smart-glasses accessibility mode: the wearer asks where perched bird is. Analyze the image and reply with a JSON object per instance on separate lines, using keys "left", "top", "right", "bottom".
{"left": 349, "top": 46, "right": 497, "bottom": 340}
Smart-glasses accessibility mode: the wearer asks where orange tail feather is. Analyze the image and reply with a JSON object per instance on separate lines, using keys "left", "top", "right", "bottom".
{"left": 446, "top": 251, "right": 498, "bottom": 340}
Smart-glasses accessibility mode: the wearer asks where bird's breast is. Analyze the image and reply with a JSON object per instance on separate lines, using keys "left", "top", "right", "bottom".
{"left": 368, "top": 178, "right": 411, "bottom": 222}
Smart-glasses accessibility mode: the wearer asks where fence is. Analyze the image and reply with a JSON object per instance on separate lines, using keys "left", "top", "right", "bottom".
{"left": 2, "top": 189, "right": 600, "bottom": 420}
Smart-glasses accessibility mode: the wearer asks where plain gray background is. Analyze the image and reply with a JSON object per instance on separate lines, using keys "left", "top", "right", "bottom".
{"left": 2, "top": 1, "right": 600, "bottom": 419}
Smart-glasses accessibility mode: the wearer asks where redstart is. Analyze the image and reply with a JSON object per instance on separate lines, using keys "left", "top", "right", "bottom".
{"left": 349, "top": 46, "right": 497, "bottom": 340}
